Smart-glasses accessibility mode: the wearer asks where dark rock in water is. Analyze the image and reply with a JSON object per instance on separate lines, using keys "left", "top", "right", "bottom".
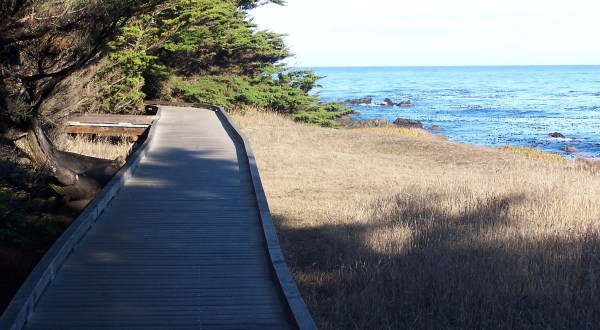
{"left": 430, "top": 125, "right": 442, "bottom": 131}
{"left": 398, "top": 100, "right": 414, "bottom": 107}
{"left": 341, "top": 97, "right": 372, "bottom": 105}
{"left": 393, "top": 118, "right": 423, "bottom": 129}
{"left": 380, "top": 98, "right": 414, "bottom": 107}
{"left": 351, "top": 118, "right": 396, "bottom": 128}
{"left": 564, "top": 145, "right": 578, "bottom": 153}
{"left": 549, "top": 132, "right": 565, "bottom": 138}
{"left": 383, "top": 98, "right": 395, "bottom": 106}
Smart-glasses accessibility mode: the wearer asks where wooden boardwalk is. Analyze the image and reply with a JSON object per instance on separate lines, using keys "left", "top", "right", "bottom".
{"left": 1, "top": 106, "right": 315, "bottom": 329}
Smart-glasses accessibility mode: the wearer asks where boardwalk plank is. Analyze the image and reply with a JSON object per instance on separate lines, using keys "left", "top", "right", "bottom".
{"left": 21, "top": 107, "right": 294, "bottom": 329}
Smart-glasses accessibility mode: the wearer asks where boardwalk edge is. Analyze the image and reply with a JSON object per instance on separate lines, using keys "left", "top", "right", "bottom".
{"left": 1, "top": 101, "right": 317, "bottom": 330}
{"left": 144, "top": 101, "right": 317, "bottom": 329}
{"left": 0, "top": 106, "right": 162, "bottom": 329}
{"left": 214, "top": 106, "right": 318, "bottom": 330}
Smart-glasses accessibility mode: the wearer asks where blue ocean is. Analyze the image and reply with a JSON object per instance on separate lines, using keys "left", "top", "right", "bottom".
{"left": 308, "top": 66, "right": 600, "bottom": 158}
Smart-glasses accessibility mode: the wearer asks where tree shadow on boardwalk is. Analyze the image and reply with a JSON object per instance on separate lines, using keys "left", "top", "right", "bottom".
{"left": 275, "top": 192, "right": 600, "bottom": 329}
{"left": 2, "top": 109, "right": 295, "bottom": 329}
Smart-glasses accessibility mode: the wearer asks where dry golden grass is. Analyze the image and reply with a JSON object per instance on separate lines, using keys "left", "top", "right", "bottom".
{"left": 353, "top": 126, "right": 444, "bottom": 140}
{"left": 498, "top": 145, "right": 567, "bottom": 162}
{"left": 575, "top": 157, "right": 600, "bottom": 174}
{"left": 233, "top": 108, "right": 600, "bottom": 329}
{"left": 58, "top": 135, "right": 134, "bottom": 160}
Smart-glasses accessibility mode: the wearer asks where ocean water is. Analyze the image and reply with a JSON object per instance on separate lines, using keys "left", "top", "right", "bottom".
{"left": 308, "top": 66, "right": 600, "bottom": 158}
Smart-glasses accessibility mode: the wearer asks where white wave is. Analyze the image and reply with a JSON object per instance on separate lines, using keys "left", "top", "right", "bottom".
{"left": 547, "top": 137, "right": 584, "bottom": 142}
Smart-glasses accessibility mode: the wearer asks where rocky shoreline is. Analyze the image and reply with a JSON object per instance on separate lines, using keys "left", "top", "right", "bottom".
{"left": 336, "top": 98, "right": 582, "bottom": 155}
{"left": 335, "top": 115, "right": 434, "bottom": 130}
{"left": 336, "top": 97, "right": 439, "bottom": 131}
{"left": 340, "top": 97, "right": 414, "bottom": 107}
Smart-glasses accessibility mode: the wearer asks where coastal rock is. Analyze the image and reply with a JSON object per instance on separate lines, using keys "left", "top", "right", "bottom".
{"left": 398, "top": 100, "right": 414, "bottom": 107}
{"left": 341, "top": 97, "right": 372, "bottom": 105}
{"left": 383, "top": 98, "right": 395, "bottom": 106}
{"left": 564, "top": 145, "right": 578, "bottom": 153}
{"left": 379, "top": 98, "right": 414, "bottom": 107}
{"left": 549, "top": 132, "right": 565, "bottom": 138}
{"left": 351, "top": 118, "right": 396, "bottom": 128}
{"left": 393, "top": 118, "right": 423, "bottom": 129}
{"left": 429, "top": 125, "right": 442, "bottom": 131}
{"left": 335, "top": 115, "right": 355, "bottom": 127}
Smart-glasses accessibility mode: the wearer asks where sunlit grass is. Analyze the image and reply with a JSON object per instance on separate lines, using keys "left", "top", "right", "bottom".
{"left": 353, "top": 126, "right": 444, "bottom": 139}
{"left": 233, "top": 109, "right": 600, "bottom": 329}
{"left": 498, "top": 145, "right": 566, "bottom": 162}
{"left": 59, "top": 135, "right": 134, "bottom": 160}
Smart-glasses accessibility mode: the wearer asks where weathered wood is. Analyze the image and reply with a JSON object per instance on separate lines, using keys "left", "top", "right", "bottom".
{"left": 65, "top": 113, "right": 156, "bottom": 138}
{"left": 64, "top": 125, "right": 148, "bottom": 136}
{"left": 1, "top": 106, "right": 314, "bottom": 329}
{"left": 67, "top": 113, "right": 157, "bottom": 125}
{"left": 217, "top": 108, "right": 318, "bottom": 330}
{"left": 0, "top": 105, "right": 162, "bottom": 330}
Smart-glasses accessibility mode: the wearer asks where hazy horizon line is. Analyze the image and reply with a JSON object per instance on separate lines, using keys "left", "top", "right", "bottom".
{"left": 291, "top": 64, "right": 600, "bottom": 69}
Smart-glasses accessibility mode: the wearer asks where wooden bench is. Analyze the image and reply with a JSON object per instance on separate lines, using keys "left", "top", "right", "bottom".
{"left": 65, "top": 114, "right": 158, "bottom": 140}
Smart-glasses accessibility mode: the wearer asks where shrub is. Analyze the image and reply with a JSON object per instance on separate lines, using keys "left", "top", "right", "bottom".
{"left": 173, "top": 74, "right": 354, "bottom": 126}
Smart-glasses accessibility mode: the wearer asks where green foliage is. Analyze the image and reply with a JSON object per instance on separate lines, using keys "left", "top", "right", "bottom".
{"left": 0, "top": 0, "right": 168, "bottom": 124}
{"left": 96, "top": 16, "right": 158, "bottom": 114}
{"left": 173, "top": 75, "right": 244, "bottom": 108}
{"left": 174, "top": 71, "right": 354, "bottom": 126}
{"left": 92, "top": 0, "right": 351, "bottom": 125}
{"left": 289, "top": 102, "right": 354, "bottom": 127}
{"left": 277, "top": 70, "right": 322, "bottom": 93}
{"left": 237, "top": 0, "right": 285, "bottom": 11}
{"left": 148, "top": 0, "right": 290, "bottom": 78}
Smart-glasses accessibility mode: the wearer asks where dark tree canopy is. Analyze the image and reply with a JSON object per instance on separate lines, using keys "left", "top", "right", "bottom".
{"left": 0, "top": 0, "right": 165, "bottom": 198}
{"left": 0, "top": 0, "right": 168, "bottom": 126}
{"left": 0, "top": 0, "right": 351, "bottom": 199}
{"left": 236, "top": 0, "right": 285, "bottom": 11}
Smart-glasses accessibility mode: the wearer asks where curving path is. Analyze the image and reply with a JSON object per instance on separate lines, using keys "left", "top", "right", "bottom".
{"left": 0, "top": 105, "right": 315, "bottom": 329}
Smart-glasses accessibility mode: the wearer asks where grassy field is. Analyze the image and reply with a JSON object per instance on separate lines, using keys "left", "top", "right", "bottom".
{"left": 232, "top": 109, "right": 600, "bottom": 329}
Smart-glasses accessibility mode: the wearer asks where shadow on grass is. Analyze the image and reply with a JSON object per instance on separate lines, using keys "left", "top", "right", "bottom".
{"left": 275, "top": 192, "right": 600, "bottom": 329}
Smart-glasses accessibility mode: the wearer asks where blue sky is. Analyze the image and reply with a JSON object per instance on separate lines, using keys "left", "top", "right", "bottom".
{"left": 249, "top": 0, "right": 600, "bottom": 67}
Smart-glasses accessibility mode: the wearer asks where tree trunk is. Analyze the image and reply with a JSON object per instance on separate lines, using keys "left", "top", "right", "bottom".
{"left": 2, "top": 39, "right": 122, "bottom": 200}
{"left": 23, "top": 115, "right": 124, "bottom": 199}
